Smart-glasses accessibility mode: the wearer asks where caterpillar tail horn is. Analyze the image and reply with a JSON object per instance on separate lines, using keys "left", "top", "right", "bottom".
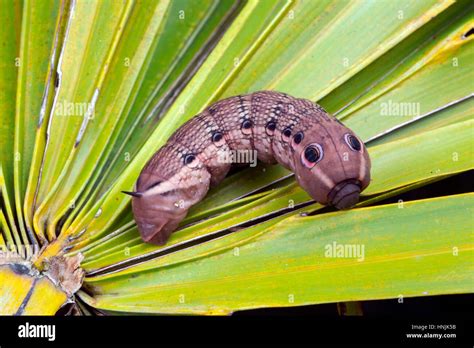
{"left": 122, "top": 190, "right": 143, "bottom": 198}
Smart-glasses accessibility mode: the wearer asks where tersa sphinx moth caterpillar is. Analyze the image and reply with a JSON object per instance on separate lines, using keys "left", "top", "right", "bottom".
{"left": 123, "top": 91, "right": 371, "bottom": 245}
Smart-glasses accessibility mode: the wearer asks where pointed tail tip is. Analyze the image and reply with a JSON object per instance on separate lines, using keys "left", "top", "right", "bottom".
{"left": 122, "top": 190, "right": 142, "bottom": 198}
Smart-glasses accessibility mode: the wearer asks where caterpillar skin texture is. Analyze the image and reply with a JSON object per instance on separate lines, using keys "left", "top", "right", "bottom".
{"left": 126, "top": 91, "right": 371, "bottom": 245}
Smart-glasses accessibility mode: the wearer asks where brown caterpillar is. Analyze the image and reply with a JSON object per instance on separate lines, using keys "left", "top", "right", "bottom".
{"left": 123, "top": 91, "right": 371, "bottom": 245}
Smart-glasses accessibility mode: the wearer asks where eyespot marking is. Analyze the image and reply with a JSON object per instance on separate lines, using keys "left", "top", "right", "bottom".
{"left": 293, "top": 131, "right": 304, "bottom": 145}
{"left": 212, "top": 131, "right": 223, "bottom": 143}
{"left": 183, "top": 154, "right": 196, "bottom": 165}
{"left": 282, "top": 127, "right": 292, "bottom": 138}
{"left": 242, "top": 119, "right": 253, "bottom": 129}
{"left": 344, "top": 133, "right": 361, "bottom": 151}
{"left": 301, "top": 143, "right": 323, "bottom": 168}
{"left": 265, "top": 120, "right": 276, "bottom": 136}
{"left": 241, "top": 119, "right": 253, "bottom": 135}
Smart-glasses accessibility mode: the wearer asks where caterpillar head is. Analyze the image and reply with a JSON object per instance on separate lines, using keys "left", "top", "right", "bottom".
{"left": 291, "top": 118, "right": 371, "bottom": 209}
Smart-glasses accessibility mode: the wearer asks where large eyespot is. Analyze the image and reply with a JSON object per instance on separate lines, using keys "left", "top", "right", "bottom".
{"left": 301, "top": 143, "right": 323, "bottom": 168}
{"left": 183, "top": 154, "right": 196, "bottom": 165}
{"left": 344, "top": 133, "right": 361, "bottom": 152}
